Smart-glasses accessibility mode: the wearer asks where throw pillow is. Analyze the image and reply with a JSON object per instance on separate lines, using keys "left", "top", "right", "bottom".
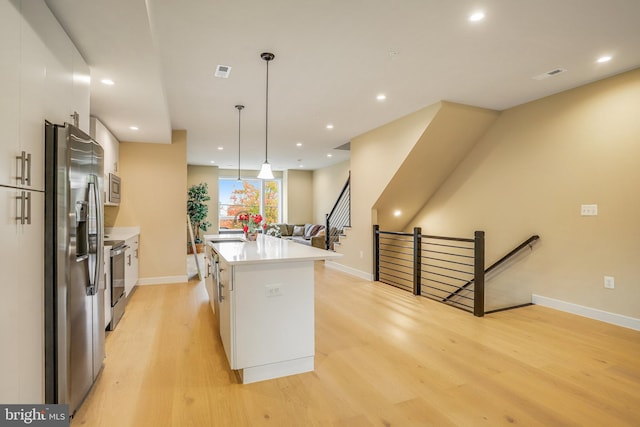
{"left": 308, "top": 224, "right": 323, "bottom": 237}
{"left": 277, "top": 224, "right": 289, "bottom": 236}
{"left": 304, "top": 224, "right": 315, "bottom": 238}
{"left": 292, "top": 225, "right": 304, "bottom": 236}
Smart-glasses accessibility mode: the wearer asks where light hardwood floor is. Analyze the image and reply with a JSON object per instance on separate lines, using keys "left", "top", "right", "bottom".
{"left": 71, "top": 263, "right": 640, "bottom": 426}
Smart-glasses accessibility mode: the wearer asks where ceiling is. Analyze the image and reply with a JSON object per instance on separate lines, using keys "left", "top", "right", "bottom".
{"left": 45, "top": 0, "right": 640, "bottom": 172}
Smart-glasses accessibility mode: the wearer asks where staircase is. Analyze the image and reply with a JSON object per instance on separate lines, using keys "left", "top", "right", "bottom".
{"left": 325, "top": 173, "right": 350, "bottom": 250}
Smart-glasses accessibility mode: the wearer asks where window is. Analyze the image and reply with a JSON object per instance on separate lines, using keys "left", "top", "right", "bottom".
{"left": 219, "top": 178, "right": 281, "bottom": 230}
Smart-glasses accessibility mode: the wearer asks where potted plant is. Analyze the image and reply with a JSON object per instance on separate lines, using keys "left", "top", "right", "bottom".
{"left": 187, "top": 182, "right": 212, "bottom": 253}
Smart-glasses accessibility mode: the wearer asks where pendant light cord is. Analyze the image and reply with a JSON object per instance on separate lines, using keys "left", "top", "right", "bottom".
{"left": 235, "top": 104, "right": 244, "bottom": 180}
{"left": 264, "top": 57, "right": 269, "bottom": 163}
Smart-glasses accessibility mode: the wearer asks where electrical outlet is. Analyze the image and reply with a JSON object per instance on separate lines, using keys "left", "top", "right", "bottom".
{"left": 581, "top": 204, "right": 598, "bottom": 216}
{"left": 265, "top": 284, "right": 282, "bottom": 297}
{"left": 604, "top": 276, "right": 615, "bottom": 289}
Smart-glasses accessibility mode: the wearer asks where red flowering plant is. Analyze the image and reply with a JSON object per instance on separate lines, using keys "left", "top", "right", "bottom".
{"left": 236, "top": 212, "right": 265, "bottom": 234}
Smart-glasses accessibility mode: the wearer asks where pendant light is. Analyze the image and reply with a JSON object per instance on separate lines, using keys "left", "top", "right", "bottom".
{"left": 235, "top": 104, "right": 244, "bottom": 181}
{"left": 257, "top": 52, "right": 275, "bottom": 180}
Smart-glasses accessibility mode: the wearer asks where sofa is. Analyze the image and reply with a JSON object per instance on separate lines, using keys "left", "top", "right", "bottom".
{"left": 267, "top": 223, "right": 326, "bottom": 248}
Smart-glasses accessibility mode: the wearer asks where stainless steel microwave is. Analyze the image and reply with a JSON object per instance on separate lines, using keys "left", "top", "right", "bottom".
{"left": 107, "top": 173, "right": 121, "bottom": 205}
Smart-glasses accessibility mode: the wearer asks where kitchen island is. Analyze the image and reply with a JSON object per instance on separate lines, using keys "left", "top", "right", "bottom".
{"left": 203, "top": 234, "right": 341, "bottom": 384}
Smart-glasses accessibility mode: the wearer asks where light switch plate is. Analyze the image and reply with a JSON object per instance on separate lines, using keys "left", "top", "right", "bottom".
{"left": 604, "top": 276, "right": 615, "bottom": 289}
{"left": 581, "top": 204, "right": 598, "bottom": 216}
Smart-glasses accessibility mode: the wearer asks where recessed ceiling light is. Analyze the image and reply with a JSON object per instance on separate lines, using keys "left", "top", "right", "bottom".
{"left": 469, "top": 11, "right": 485, "bottom": 22}
{"left": 596, "top": 55, "right": 612, "bottom": 63}
{"left": 217, "top": 146, "right": 224, "bottom": 151}
{"left": 326, "top": 124, "right": 334, "bottom": 129}
{"left": 100, "top": 78, "right": 114, "bottom": 85}
{"left": 393, "top": 210, "right": 402, "bottom": 217}
{"left": 299, "top": 164, "right": 304, "bottom": 168}
{"left": 210, "top": 160, "right": 215, "bottom": 164}
{"left": 327, "top": 153, "right": 333, "bottom": 158}
{"left": 296, "top": 142, "right": 303, "bottom": 147}
{"left": 129, "top": 126, "right": 139, "bottom": 131}
{"left": 376, "top": 94, "right": 387, "bottom": 101}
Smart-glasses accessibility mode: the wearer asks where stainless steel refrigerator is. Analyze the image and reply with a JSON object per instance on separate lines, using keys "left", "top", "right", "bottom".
{"left": 44, "top": 121, "right": 105, "bottom": 416}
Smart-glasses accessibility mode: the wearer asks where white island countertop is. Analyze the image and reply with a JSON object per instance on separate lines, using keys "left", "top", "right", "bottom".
{"left": 204, "top": 234, "right": 342, "bottom": 265}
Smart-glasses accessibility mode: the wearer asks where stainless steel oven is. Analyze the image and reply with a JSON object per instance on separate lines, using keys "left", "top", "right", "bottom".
{"left": 107, "top": 173, "right": 121, "bottom": 205}
{"left": 106, "top": 240, "right": 128, "bottom": 330}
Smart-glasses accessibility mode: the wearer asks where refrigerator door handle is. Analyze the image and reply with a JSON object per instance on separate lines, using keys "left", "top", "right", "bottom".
{"left": 86, "top": 177, "right": 100, "bottom": 295}
{"left": 93, "top": 174, "right": 104, "bottom": 291}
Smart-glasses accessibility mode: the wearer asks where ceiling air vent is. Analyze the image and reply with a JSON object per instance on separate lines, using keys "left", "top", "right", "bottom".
{"left": 532, "top": 68, "right": 567, "bottom": 81}
{"left": 214, "top": 65, "right": 232, "bottom": 78}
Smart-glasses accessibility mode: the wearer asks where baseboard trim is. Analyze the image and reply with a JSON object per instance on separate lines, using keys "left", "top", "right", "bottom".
{"left": 137, "top": 275, "right": 189, "bottom": 286}
{"left": 324, "top": 261, "right": 373, "bottom": 281}
{"left": 532, "top": 294, "right": 640, "bottom": 331}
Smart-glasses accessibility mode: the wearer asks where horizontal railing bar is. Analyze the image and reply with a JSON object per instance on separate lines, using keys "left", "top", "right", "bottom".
{"left": 380, "top": 238, "right": 414, "bottom": 245}
{"left": 380, "top": 269, "right": 412, "bottom": 280}
{"left": 377, "top": 230, "right": 413, "bottom": 237}
{"left": 379, "top": 272, "right": 413, "bottom": 284}
{"left": 377, "top": 231, "right": 476, "bottom": 244}
{"left": 380, "top": 241, "right": 414, "bottom": 250}
{"left": 420, "top": 234, "right": 474, "bottom": 243}
{"left": 422, "top": 277, "right": 467, "bottom": 290}
{"left": 380, "top": 254, "right": 413, "bottom": 262}
{"left": 380, "top": 259, "right": 413, "bottom": 269}
{"left": 422, "top": 263, "right": 473, "bottom": 276}
{"left": 421, "top": 249, "right": 474, "bottom": 259}
{"left": 422, "top": 270, "right": 472, "bottom": 284}
{"left": 421, "top": 241, "right": 474, "bottom": 250}
{"left": 422, "top": 255, "right": 475, "bottom": 267}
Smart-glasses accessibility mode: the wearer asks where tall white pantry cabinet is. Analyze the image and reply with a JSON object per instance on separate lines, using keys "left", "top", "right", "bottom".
{"left": 0, "top": 0, "right": 90, "bottom": 403}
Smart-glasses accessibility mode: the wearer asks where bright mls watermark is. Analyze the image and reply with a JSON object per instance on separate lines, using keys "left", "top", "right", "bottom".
{"left": 0, "top": 405, "right": 68, "bottom": 426}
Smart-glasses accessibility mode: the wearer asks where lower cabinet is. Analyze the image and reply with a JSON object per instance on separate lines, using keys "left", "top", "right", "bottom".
{"left": 0, "top": 187, "right": 44, "bottom": 403}
{"left": 217, "top": 258, "right": 315, "bottom": 383}
{"left": 124, "top": 235, "right": 139, "bottom": 297}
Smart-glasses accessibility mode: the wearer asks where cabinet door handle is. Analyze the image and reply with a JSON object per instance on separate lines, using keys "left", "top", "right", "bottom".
{"left": 16, "top": 151, "right": 27, "bottom": 185}
{"left": 135, "top": 248, "right": 138, "bottom": 258}
{"left": 15, "top": 191, "right": 25, "bottom": 224}
{"left": 127, "top": 254, "right": 132, "bottom": 266}
{"left": 25, "top": 152, "right": 31, "bottom": 186}
{"left": 25, "top": 192, "right": 31, "bottom": 225}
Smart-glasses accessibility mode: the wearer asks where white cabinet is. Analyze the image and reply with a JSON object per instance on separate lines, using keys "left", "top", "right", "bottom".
{"left": 217, "top": 257, "right": 315, "bottom": 383}
{"left": 124, "top": 235, "right": 139, "bottom": 297}
{"left": 90, "top": 117, "right": 119, "bottom": 178}
{"left": 0, "top": 187, "right": 44, "bottom": 403}
{"left": 0, "top": 0, "right": 90, "bottom": 404}
{"left": 0, "top": 0, "right": 21, "bottom": 188}
{"left": 1, "top": 1, "right": 89, "bottom": 190}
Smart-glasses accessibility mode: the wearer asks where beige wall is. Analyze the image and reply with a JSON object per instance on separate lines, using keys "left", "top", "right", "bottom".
{"left": 284, "top": 169, "right": 314, "bottom": 224}
{"left": 187, "top": 165, "right": 219, "bottom": 234}
{"left": 410, "top": 68, "right": 640, "bottom": 318}
{"left": 339, "top": 103, "right": 442, "bottom": 274}
{"left": 105, "top": 130, "right": 188, "bottom": 282}
{"left": 312, "top": 160, "right": 350, "bottom": 225}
